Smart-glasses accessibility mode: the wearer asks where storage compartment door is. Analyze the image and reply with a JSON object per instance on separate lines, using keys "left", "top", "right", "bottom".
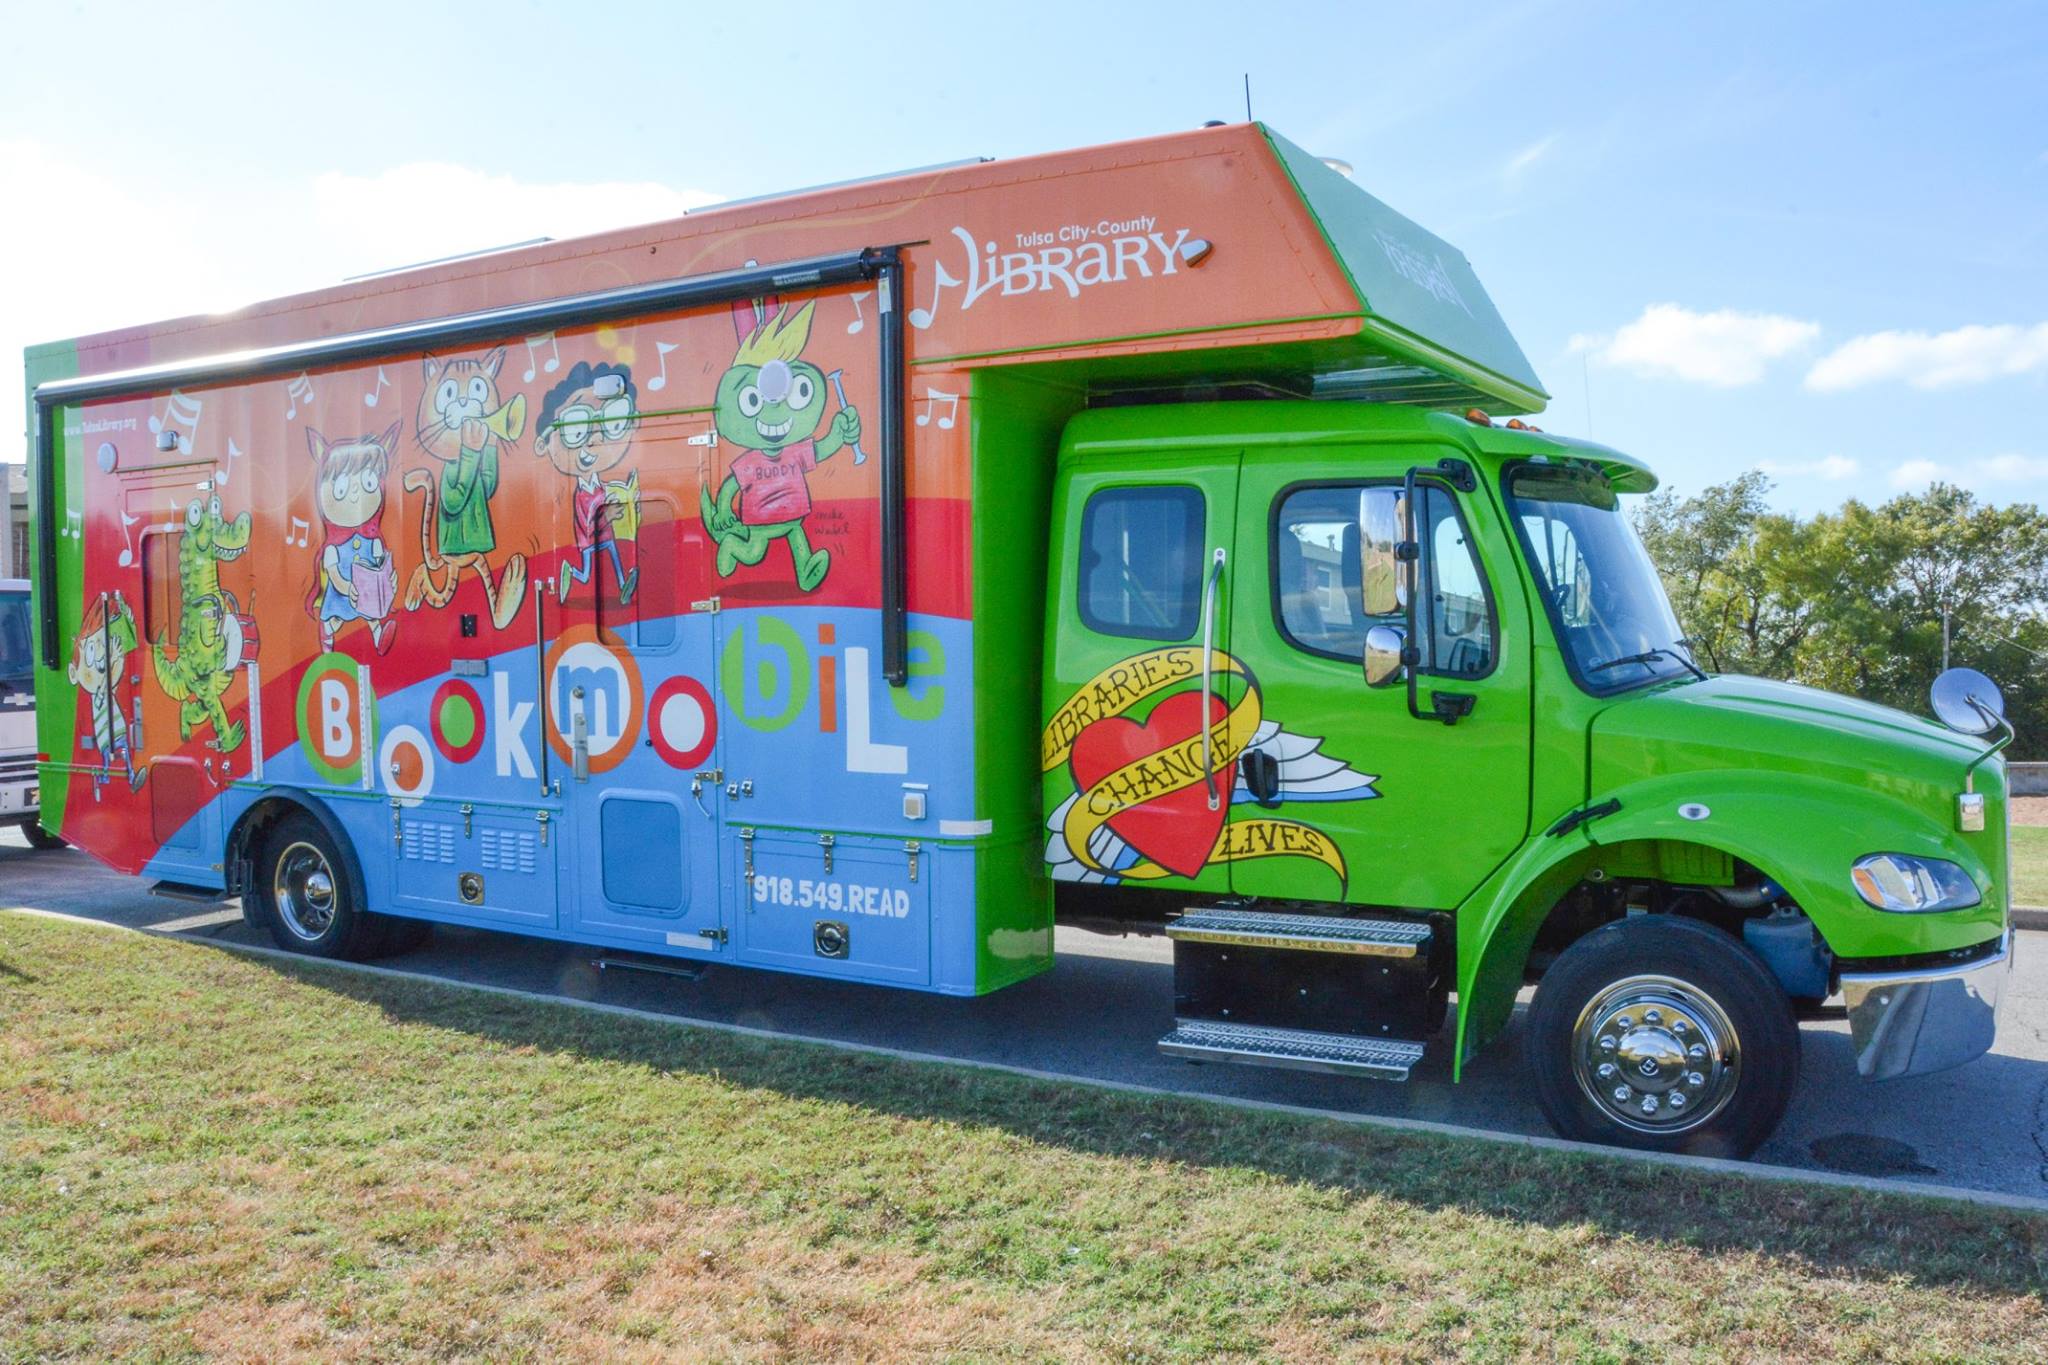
{"left": 387, "top": 799, "right": 559, "bottom": 929}
{"left": 736, "top": 831, "right": 930, "bottom": 986}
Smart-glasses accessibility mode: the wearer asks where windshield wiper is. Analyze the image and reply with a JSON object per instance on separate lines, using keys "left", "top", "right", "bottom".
{"left": 1586, "top": 646, "right": 1707, "bottom": 682}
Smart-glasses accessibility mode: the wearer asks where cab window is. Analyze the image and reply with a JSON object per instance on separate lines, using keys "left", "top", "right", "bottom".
{"left": 1078, "top": 485, "right": 1205, "bottom": 641}
{"left": 1272, "top": 481, "right": 1495, "bottom": 677}
{"left": 1273, "top": 485, "right": 1383, "bottom": 658}
{"left": 1419, "top": 489, "right": 1494, "bottom": 678}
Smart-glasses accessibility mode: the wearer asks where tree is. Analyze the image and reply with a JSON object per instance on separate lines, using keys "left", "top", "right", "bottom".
{"left": 1633, "top": 478, "right": 2048, "bottom": 758}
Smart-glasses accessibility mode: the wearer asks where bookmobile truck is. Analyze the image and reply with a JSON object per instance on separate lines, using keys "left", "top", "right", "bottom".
{"left": 26, "top": 124, "right": 2012, "bottom": 1155}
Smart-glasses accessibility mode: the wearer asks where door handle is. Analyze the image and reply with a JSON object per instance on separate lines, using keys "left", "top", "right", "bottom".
{"left": 1199, "top": 546, "right": 1226, "bottom": 812}
{"left": 570, "top": 685, "right": 590, "bottom": 783}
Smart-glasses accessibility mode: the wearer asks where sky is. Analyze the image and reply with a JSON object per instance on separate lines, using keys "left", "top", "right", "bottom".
{"left": 3, "top": 0, "right": 2043, "bottom": 514}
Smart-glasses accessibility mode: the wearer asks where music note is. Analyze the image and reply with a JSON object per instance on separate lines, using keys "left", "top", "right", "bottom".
{"left": 64, "top": 510, "right": 83, "bottom": 540}
{"left": 216, "top": 438, "right": 244, "bottom": 487}
{"left": 363, "top": 367, "right": 391, "bottom": 408}
{"left": 846, "top": 291, "right": 871, "bottom": 335}
{"left": 284, "top": 373, "right": 315, "bottom": 421}
{"left": 148, "top": 390, "right": 203, "bottom": 454}
{"left": 646, "top": 341, "right": 678, "bottom": 393}
{"left": 908, "top": 263, "right": 960, "bottom": 330}
{"left": 916, "top": 387, "right": 960, "bottom": 431}
{"left": 522, "top": 332, "right": 560, "bottom": 383}
{"left": 288, "top": 516, "right": 311, "bottom": 548}
{"left": 116, "top": 511, "right": 143, "bottom": 567}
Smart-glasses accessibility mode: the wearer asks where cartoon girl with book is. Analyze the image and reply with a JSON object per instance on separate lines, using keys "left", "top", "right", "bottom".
{"left": 306, "top": 424, "right": 399, "bottom": 653}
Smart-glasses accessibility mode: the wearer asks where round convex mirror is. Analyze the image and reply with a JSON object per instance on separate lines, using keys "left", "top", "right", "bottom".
{"left": 1929, "top": 667, "right": 2004, "bottom": 736}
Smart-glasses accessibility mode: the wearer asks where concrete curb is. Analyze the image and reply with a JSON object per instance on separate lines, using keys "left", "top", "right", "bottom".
{"left": 8, "top": 904, "right": 2048, "bottom": 1218}
{"left": 2014, "top": 906, "right": 2048, "bottom": 932}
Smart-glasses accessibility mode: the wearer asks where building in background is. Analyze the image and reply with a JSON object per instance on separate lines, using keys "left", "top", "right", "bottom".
{"left": 3, "top": 464, "right": 23, "bottom": 580}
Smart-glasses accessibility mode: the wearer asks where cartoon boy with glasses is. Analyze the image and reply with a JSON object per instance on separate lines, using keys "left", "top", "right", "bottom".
{"left": 536, "top": 360, "right": 641, "bottom": 607}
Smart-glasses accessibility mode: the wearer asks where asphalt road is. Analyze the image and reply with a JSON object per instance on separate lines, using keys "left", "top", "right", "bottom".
{"left": 4, "top": 825, "right": 2044, "bottom": 1200}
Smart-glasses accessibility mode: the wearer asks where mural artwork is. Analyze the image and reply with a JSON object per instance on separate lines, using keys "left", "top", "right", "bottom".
{"left": 535, "top": 361, "right": 640, "bottom": 607}
{"left": 1042, "top": 646, "right": 1377, "bottom": 889}
{"left": 404, "top": 349, "right": 529, "bottom": 629}
{"left": 150, "top": 493, "right": 253, "bottom": 753}
{"left": 701, "top": 296, "right": 862, "bottom": 593}
{"left": 306, "top": 423, "right": 400, "bottom": 653}
{"left": 70, "top": 591, "right": 144, "bottom": 790}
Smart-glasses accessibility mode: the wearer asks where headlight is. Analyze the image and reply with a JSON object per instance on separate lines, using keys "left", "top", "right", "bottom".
{"left": 1851, "top": 853, "right": 1981, "bottom": 913}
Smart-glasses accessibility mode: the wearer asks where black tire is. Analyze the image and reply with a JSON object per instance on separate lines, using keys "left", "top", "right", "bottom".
{"left": 1527, "top": 915, "right": 1798, "bottom": 1159}
{"left": 21, "top": 821, "right": 67, "bottom": 850}
{"left": 251, "top": 811, "right": 420, "bottom": 960}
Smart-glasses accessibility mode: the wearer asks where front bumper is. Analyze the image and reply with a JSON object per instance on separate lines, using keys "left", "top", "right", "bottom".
{"left": 1840, "top": 931, "right": 2011, "bottom": 1079}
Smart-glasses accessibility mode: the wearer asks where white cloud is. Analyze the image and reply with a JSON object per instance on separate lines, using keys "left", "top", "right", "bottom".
{"left": 1502, "top": 134, "right": 1557, "bottom": 187}
{"left": 0, "top": 138, "right": 719, "bottom": 456}
{"left": 1889, "top": 459, "right": 1942, "bottom": 489}
{"left": 1890, "top": 453, "right": 2048, "bottom": 490}
{"left": 1758, "top": 455, "right": 1860, "bottom": 480}
{"left": 1574, "top": 303, "right": 1820, "bottom": 386}
{"left": 1805, "top": 322, "right": 2048, "bottom": 392}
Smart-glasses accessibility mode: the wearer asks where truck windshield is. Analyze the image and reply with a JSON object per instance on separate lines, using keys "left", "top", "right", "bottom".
{"left": 1505, "top": 465, "right": 1696, "bottom": 693}
{"left": 0, "top": 592, "right": 30, "bottom": 685}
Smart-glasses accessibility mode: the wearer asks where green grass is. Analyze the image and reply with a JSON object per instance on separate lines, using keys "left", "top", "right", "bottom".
{"left": 2012, "top": 825, "right": 2048, "bottom": 908}
{"left": 3, "top": 913, "right": 2045, "bottom": 1361}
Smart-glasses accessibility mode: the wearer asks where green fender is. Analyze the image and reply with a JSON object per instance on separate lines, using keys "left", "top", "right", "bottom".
{"left": 1452, "top": 771, "right": 2004, "bottom": 1077}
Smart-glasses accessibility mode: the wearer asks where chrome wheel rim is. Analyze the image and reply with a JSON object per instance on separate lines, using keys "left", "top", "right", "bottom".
{"left": 1571, "top": 973, "right": 1740, "bottom": 1134}
{"left": 273, "top": 841, "right": 339, "bottom": 942}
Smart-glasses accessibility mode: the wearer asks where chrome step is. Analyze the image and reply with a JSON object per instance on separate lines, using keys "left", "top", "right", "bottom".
{"left": 1165, "top": 907, "right": 1431, "bottom": 958}
{"left": 1159, "top": 1019, "right": 1426, "bottom": 1080}
{"left": 148, "top": 880, "right": 231, "bottom": 904}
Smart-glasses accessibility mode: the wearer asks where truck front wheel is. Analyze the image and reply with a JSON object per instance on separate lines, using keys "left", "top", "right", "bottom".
{"left": 21, "top": 821, "right": 66, "bottom": 850}
{"left": 1528, "top": 915, "right": 1798, "bottom": 1159}
{"left": 250, "top": 812, "right": 422, "bottom": 960}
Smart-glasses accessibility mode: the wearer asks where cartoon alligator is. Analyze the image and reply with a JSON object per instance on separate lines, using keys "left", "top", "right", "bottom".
{"left": 150, "top": 493, "right": 252, "bottom": 753}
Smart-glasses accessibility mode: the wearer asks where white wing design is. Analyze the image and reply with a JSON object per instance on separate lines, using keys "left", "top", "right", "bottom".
{"left": 1233, "top": 721, "right": 1379, "bottom": 803}
{"left": 1042, "top": 790, "right": 1147, "bottom": 883}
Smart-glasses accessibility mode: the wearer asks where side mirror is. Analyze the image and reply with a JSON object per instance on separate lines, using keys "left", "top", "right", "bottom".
{"left": 1930, "top": 667, "right": 2005, "bottom": 737}
{"left": 1360, "top": 488, "right": 1405, "bottom": 617}
{"left": 1364, "top": 624, "right": 1407, "bottom": 688}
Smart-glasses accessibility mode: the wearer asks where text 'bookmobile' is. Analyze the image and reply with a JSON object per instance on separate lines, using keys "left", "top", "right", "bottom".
{"left": 27, "top": 124, "right": 2012, "bottom": 1154}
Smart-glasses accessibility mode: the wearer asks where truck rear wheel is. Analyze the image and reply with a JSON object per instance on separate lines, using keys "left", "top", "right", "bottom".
{"left": 21, "top": 821, "right": 66, "bottom": 850}
{"left": 250, "top": 812, "right": 422, "bottom": 961}
{"left": 1527, "top": 915, "right": 1798, "bottom": 1159}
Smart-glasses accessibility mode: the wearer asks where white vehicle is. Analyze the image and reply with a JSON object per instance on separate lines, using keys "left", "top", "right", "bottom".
{"left": 0, "top": 579, "right": 56, "bottom": 847}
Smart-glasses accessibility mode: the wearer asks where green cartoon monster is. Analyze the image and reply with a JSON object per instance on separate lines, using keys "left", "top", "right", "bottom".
{"left": 150, "top": 492, "right": 253, "bottom": 753}
{"left": 700, "top": 296, "right": 861, "bottom": 593}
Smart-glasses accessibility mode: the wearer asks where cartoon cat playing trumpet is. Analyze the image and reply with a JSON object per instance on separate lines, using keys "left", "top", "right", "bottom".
{"left": 404, "top": 348, "right": 529, "bottom": 630}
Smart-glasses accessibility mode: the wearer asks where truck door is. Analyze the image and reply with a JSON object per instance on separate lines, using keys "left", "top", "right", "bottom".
{"left": 1227, "top": 449, "right": 1533, "bottom": 909}
{"left": 1043, "top": 452, "right": 1241, "bottom": 894}
{"left": 555, "top": 408, "right": 728, "bottom": 954}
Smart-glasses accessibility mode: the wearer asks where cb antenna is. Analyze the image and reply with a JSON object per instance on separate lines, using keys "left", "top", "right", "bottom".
{"left": 1244, "top": 73, "right": 1253, "bottom": 123}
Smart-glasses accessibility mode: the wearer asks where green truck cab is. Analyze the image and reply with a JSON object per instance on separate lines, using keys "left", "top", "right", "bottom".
{"left": 1043, "top": 400, "right": 2013, "bottom": 1157}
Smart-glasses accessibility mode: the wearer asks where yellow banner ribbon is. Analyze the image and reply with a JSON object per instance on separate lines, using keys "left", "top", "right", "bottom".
{"left": 1125, "top": 817, "right": 1348, "bottom": 888}
{"left": 1041, "top": 646, "right": 1242, "bottom": 772}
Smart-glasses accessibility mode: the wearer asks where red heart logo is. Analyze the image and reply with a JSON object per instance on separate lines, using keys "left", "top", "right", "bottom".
{"left": 1069, "top": 690, "right": 1228, "bottom": 880}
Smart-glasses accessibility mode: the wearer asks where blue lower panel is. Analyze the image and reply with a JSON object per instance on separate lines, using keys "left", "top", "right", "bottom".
{"left": 386, "top": 798, "right": 559, "bottom": 930}
{"left": 736, "top": 830, "right": 931, "bottom": 987}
